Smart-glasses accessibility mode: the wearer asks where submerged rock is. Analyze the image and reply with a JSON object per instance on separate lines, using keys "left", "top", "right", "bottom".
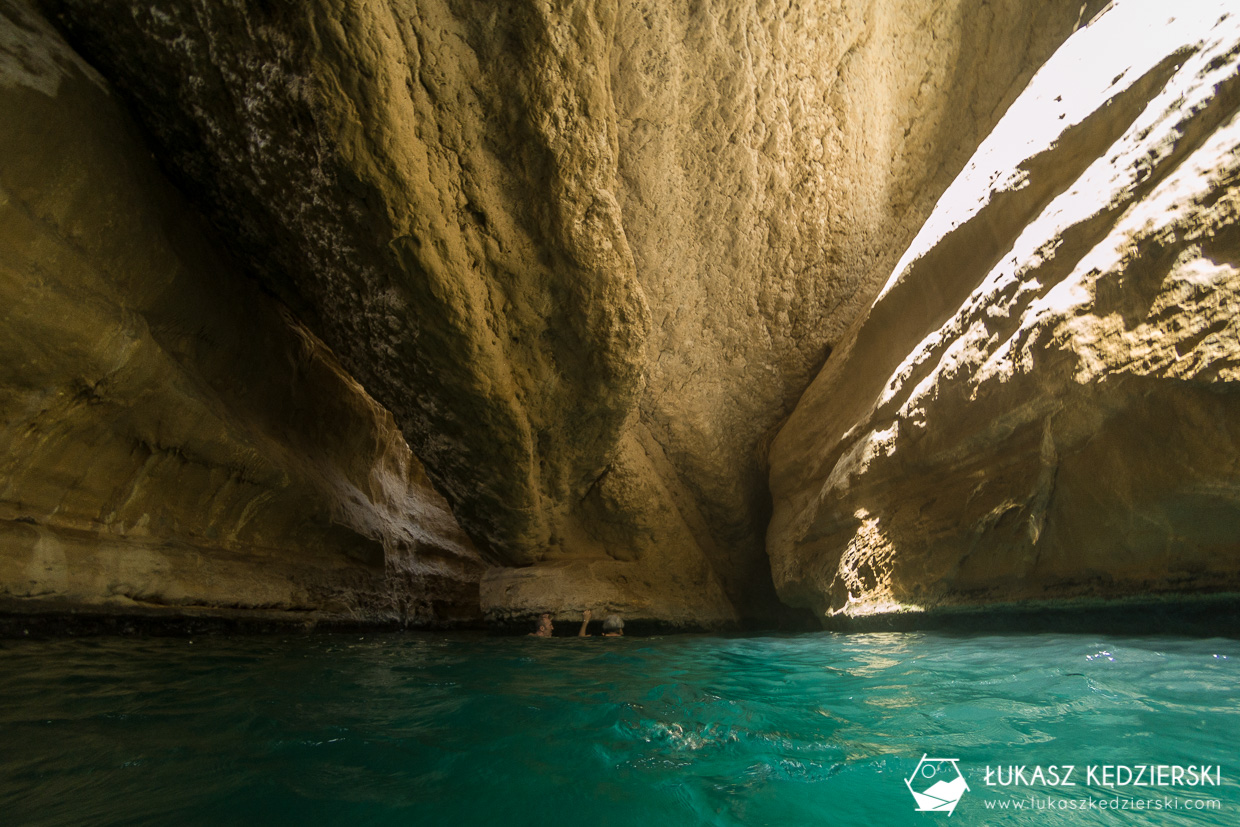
{"left": 769, "top": 1, "right": 1240, "bottom": 622}
{"left": 0, "top": 0, "right": 483, "bottom": 626}
{"left": 29, "top": 0, "right": 1094, "bottom": 623}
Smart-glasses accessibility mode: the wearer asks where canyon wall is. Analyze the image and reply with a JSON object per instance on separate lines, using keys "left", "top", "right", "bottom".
{"left": 0, "top": 0, "right": 483, "bottom": 626}
{"left": 29, "top": 0, "right": 1098, "bottom": 625}
{"left": 769, "top": 1, "right": 1240, "bottom": 622}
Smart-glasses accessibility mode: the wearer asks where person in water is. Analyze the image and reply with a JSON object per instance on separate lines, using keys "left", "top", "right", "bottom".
{"left": 532, "top": 610, "right": 624, "bottom": 637}
{"left": 601, "top": 614, "right": 624, "bottom": 637}
{"left": 528, "top": 612, "right": 553, "bottom": 637}
{"left": 574, "top": 609, "right": 624, "bottom": 637}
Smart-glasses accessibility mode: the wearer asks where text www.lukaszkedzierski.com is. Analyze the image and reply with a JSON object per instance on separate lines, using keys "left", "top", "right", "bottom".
{"left": 984, "top": 796, "right": 1222, "bottom": 812}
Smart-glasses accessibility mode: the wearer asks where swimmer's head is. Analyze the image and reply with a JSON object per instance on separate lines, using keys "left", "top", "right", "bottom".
{"left": 602, "top": 614, "right": 624, "bottom": 634}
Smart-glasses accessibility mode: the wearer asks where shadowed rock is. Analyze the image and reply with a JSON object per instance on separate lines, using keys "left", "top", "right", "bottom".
{"left": 27, "top": 0, "right": 1096, "bottom": 624}
{"left": 0, "top": 0, "right": 484, "bottom": 625}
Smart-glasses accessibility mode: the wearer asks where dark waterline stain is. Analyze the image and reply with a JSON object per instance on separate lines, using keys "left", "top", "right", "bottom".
{"left": 7, "top": 592, "right": 1240, "bottom": 640}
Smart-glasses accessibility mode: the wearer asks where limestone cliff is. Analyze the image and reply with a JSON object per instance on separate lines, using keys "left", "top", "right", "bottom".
{"left": 31, "top": 0, "right": 1097, "bottom": 625}
{"left": 769, "top": 1, "right": 1240, "bottom": 622}
{"left": 0, "top": 0, "right": 484, "bottom": 626}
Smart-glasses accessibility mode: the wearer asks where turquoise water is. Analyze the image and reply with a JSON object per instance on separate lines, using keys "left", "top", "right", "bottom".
{"left": 2, "top": 631, "right": 1237, "bottom": 826}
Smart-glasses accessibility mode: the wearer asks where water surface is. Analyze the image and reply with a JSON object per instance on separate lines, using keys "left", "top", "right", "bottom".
{"left": 2, "top": 631, "right": 1237, "bottom": 825}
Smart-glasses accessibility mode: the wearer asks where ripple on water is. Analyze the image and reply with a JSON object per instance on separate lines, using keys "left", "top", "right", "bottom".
{"left": 1, "top": 631, "right": 1238, "bottom": 826}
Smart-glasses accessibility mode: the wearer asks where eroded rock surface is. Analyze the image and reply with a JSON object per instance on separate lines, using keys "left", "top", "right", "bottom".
{"left": 32, "top": 0, "right": 1096, "bottom": 624}
{"left": 769, "top": 1, "right": 1240, "bottom": 622}
{"left": 0, "top": 0, "right": 484, "bottom": 625}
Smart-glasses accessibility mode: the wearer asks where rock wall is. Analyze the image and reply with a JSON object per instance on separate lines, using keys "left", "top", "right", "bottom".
{"left": 31, "top": 0, "right": 1097, "bottom": 624}
{"left": 0, "top": 0, "right": 483, "bottom": 625}
{"left": 768, "top": 1, "right": 1240, "bottom": 622}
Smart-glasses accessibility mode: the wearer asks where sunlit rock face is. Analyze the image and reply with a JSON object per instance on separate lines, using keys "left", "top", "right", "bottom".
{"left": 32, "top": 0, "right": 1094, "bottom": 624}
{"left": 0, "top": 0, "right": 484, "bottom": 625}
{"left": 769, "top": 2, "right": 1240, "bottom": 623}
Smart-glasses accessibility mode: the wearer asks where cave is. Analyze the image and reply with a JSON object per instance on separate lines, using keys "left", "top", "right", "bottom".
{"left": 3, "top": 0, "right": 1240, "bottom": 821}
